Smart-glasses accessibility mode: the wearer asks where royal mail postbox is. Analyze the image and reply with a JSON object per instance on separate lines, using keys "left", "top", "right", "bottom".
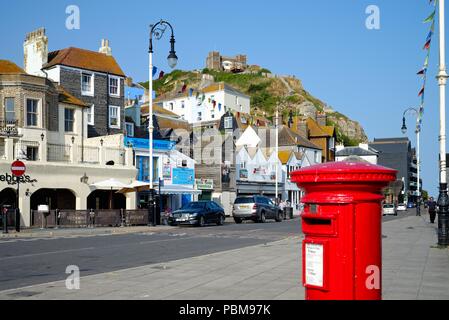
{"left": 291, "top": 161, "right": 396, "bottom": 300}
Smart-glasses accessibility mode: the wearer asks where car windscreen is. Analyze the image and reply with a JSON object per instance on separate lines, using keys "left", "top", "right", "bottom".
{"left": 384, "top": 204, "right": 394, "bottom": 208}
{"left": 235, "top": 197, "right": 255, "bottom": 204}
{"left": 182, "top": 202, "right": 206, "bottom": 210}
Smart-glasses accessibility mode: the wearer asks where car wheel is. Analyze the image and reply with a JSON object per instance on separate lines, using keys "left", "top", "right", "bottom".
{"left": 260, "top": 212, "right": 266, "bottom": 223}
{"left": 275, "top": 211, "right": 283, "bottom": 222}
{"left": 217, "top": 215, "right": 225, "bottom": 226}
{"left": 234, "top": 217, "right": 242, "bottom": 224}
{"left": 198, "top": 216, "right": 205, "bottom": 227}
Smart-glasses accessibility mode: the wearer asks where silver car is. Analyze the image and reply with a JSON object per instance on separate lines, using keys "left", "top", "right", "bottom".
{"left": 382, "top": 203, "right": 397, "bottom": 216}
{"left": 232, "top": 196, "right": 283, "bottom": 224}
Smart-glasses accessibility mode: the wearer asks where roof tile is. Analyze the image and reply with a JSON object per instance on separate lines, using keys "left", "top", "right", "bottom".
{"left": 44, "top": 47, "right": 125, "bottom": 77}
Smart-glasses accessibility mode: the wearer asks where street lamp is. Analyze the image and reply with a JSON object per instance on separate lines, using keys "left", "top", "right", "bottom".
{"left": 148, "top": 20, "right": 178, "bottom": 227}
{"left": 401, "top": 118, "right": 407, "bottom": 135}
{"left": 437, "top": 0, "right": 449, "bottom": 247}
{"left": 400, "top": 107, "right": 421, "bottom": 217}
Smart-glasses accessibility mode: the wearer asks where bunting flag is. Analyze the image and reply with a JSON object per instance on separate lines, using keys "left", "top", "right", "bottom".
{"left": 416, "top": 1, "right": 437, "bottom": 128}
{"left": 418, "top": 86, "right": 425, "bottom": 97}
{"left": 218, "top": 103, "right": 222, "bottom": 111}
{"left": 181, "top": 84, "right": 187, "bottom": 93}
{"left": 152, "top": 66, "right": 158, "bottom": 77}
{"left": 158, "top": 71, "right": 165, "bottom": 79}
{"left": 423, "top": 10, "right": 436, "bottom": 23}
{"left": 212, "top": 100, "right": 216, "bottom": 108}
{"left": 417, "top": 68, "right": 427, "bottom": 76}
{"left": 189, "top": 88, "right": 194, "bottom": 97}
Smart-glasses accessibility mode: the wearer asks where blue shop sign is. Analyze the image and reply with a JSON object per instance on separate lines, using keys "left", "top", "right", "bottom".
{"left": 125, "top": 137, "right": 175, "bottom": 151}
{"left": 172, "top": 168, "right": 195, "bottom": 185}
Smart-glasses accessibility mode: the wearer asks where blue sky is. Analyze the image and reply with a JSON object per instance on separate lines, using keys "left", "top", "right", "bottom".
{"left": 0, "top": 0, "right": 445, "bottom": 197}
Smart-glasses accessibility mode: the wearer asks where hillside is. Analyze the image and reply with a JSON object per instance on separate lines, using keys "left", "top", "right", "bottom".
{"left": 141, "top": 68, "right": 368, "bottom": 145}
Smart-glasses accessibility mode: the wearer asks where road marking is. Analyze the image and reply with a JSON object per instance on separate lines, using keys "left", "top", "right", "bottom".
{"left": 139, "top": 237, "right": 195, "bottom": 245}
{"left": 0, "top": 247, "right": 96, "bottom": 261}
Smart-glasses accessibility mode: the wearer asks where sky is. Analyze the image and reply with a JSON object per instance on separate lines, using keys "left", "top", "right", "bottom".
{"left": 0, "top": 0, "right": 445, "bottom": 197}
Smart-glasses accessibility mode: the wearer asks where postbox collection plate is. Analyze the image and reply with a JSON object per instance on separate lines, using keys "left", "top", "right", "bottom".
{"left": 305, "top": 243, "right": 324, "bottom": 287}
{"left": 303, "top": 240, "right": 329, "bottom": 291}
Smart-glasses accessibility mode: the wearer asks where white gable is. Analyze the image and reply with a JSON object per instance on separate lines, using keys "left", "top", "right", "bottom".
{"left": 235, "top": 126, "right": 261, "bottom": 148}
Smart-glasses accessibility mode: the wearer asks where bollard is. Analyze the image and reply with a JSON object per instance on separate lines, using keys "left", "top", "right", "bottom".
{"left": 291, "top": 161, "right": 396, "bottom": 300}
{"left": 15, "top": 208, "right": 20, "bottom": 233}
{"left": 55, "top": 209, "right": 60, "bottom": 230}
{"left": 2, "top": 207, "right": 8, "bottom": 234}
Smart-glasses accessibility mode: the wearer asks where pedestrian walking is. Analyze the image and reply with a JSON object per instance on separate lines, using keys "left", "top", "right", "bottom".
{"left": 427, "top": 197, "right": 437, "bottom": 224}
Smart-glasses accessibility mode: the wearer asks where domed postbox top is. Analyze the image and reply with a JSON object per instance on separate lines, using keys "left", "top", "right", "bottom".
{"left": 291, "top": 161, "right": 397, "bottom": 185}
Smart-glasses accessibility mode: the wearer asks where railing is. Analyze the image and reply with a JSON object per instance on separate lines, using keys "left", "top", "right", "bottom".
{"left": 31, "top": 209, "right": 152, "bottom": 228}
{"left": 0, "top": 208, "right": 17, "bottom": 229}
{"left": 47, "top": 143, "right": 71, "bottom": 162}
{"left": 104, "top": 147, "right": 126, "bottom": 165}
{"left": 0, "top": 119, "right": 18, "bottom": 137}
{"left": 79, "top": 145, "right": 99, "bottom": 164}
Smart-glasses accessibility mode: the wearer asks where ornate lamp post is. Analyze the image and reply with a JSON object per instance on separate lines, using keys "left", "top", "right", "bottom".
{"left": 401, "top": 107, "right": 421, "bottom": 216}
{"left": 148, "top": 20, "right": 178, "bottom": 226}
{"left": 437, "top": 0, "right": 449, "bottom": 246}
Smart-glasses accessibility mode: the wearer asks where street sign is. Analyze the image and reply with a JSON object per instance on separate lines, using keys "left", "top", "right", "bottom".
{"left": 11, "top": 160, "right": 26, "bottom": 177}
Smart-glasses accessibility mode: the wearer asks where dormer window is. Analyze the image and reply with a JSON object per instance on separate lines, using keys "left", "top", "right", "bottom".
{"left": 81, "top": 73, "right": 94, "bottom": 96}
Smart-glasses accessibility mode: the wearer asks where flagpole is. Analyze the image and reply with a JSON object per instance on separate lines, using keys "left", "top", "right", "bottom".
{"left": 437, "top": 0, "right": 449, "bottom": 246}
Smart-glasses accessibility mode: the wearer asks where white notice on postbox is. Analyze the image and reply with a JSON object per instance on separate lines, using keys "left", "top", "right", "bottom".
{"left": 305, "top": 243, "right": 324, "bottom": 287}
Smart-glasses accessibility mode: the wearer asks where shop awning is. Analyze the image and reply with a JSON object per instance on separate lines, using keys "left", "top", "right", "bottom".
{"left": 159, "top": 185, "right": 202, "bottom": 195}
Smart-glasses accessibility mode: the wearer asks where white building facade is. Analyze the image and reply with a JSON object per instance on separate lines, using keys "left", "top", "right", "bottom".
{"left": 157, "top": 82, "right": 250, "bottom": 124}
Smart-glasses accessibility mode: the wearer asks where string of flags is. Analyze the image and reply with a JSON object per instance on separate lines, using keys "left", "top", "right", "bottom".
{"left": 417, "top": 0, "right": 437, "bottom": 128}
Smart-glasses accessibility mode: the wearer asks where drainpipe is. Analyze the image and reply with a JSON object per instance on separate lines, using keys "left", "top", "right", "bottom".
{"left": 81, "top": 107, "right": 85, "bottom": 163}
{"left": 107, "top": 72, "right": 110, "bottom": 136}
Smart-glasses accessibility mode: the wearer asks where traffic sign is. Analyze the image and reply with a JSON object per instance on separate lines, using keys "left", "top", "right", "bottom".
{"left": 11, "top": 160, "right": 26, "bottom": 177}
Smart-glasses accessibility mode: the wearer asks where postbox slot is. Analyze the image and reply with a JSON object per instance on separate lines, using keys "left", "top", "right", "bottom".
{"left": 302, "top": 215, "right": 337, "bottom": 236}
{"left": 304, "top": 218, "right": 331, "bottom": 226}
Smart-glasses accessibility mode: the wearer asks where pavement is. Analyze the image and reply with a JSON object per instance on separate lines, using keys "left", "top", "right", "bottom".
{"left": 0, "top": 211, "right": 447, "bottom": 300}
{"left": 0, "top": 225, "right": 173, "bottom": 239}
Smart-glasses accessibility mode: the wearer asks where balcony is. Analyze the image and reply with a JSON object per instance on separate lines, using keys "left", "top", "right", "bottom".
{"left": 0, "top": 119, "right": 19, "bottom": 137}
{"left": 46, "top": 143, "right": 127, "bottom": 166}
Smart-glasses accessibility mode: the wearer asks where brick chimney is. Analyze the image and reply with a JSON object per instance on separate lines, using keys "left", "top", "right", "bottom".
{"left": 99, "top": 39, "right": 112, "bottom": 56}
{"left": 23, "top": 28, "right": 48, "bottom": 76}
{"left": 316, "top": 111, "right": 327, "bottom": 126}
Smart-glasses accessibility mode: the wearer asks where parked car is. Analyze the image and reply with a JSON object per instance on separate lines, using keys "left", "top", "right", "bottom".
{"left": 382, "top": 203, "right": 397, "bottom": 216}
{"left": 397, "top": 203, "right": 407, "bottom": 211}
{"left": 232, "top": 196, "right": 283, "bottom": 224}
{"left": 169, "top": 201, "right": 225, "bottom": 227}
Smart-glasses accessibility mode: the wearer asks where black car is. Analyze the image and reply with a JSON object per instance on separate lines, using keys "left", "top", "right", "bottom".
{"left": 168, "top": 201, "right": 226, "bottom": 227}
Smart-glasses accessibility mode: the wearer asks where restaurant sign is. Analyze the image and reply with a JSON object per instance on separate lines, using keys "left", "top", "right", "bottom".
{"left": 195, "top": 179, "right": 214, "bottom": 190}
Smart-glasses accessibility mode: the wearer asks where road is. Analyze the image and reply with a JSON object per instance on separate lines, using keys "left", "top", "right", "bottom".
{"left": 0, "top": 209, "right": 419, "bottom": 292}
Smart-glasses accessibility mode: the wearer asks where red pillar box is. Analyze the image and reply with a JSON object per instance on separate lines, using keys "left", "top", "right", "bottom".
{"left": 291, "top": 161, "right": 396, "bottom": 300}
